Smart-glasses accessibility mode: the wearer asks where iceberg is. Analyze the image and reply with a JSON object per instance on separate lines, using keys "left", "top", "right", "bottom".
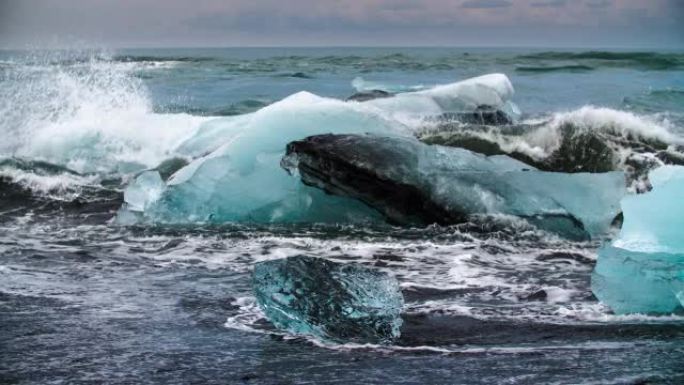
{"left": 118, "top": 91, "right": 401, "bottom": 223}
{"left": 118, "top": 74, "right": 521, "bottom": 224}
{"left": 592, "top": 166, "right": 684, "bottom": 314}
{"left": 362, "top": 73, "right": 520, "bottom": 124}
{"left": 284, "top": 134, "right": 626, "bottom": 239}
{"left": 253, "top": 256, "right": 404, "bottom": 344}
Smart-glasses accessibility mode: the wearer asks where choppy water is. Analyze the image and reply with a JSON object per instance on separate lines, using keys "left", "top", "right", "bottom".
{"left": 1, "top": 47, "right": 684, "bottom": 384}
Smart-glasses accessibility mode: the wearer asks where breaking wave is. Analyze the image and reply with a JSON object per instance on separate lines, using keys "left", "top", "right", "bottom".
{"left": 0, "top": 50, "right": 207, "bottom": 174}
{"left": 2, "top": 50, "right": 682, "bottom": 212}
{"left": 420, "top": 104, "right": 683, "bottom": 180}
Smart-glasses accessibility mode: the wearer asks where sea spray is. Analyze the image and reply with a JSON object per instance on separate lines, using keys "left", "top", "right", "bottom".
{"left": 0, "top": 50, "right": 206, "bottom": 174}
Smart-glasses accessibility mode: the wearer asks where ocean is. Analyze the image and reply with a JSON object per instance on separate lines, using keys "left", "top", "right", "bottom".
{"left": 1, "top": 47, "right": 683, "bottom": 384}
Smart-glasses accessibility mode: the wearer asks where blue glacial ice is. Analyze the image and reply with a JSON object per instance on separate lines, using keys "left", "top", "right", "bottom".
{"left": 363, "top": 73, "right": 520, "bottom": 122}
{"left": 118, "top": 74, "right": 521, "bottom": 224}
{"left": 120, "top": 91, "right": 399, "bottom": 223}
{"left": 252, "top": 255, "right": 404, "bottom": 344}
{"left": 284, "top": 134, "right": 626, "bottom": 239}
{"left": 592, "top": 166, "right": 684, "bottom": 314}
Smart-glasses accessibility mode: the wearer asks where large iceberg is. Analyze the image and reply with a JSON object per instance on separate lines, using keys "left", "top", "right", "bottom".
{"left": 284, "top": 134, "right": 625, "bottom": 240}
{"left": 117, "top": 74, "right": 520, "bottom": 224}
{"left": 592, "top": 166, "right": 684, "bottom": 314}
{"left": 253, "top": 256, "right": 404, "bottom": 344}
{"left": 118, "top": 92, "right": 400, "bottom": 223}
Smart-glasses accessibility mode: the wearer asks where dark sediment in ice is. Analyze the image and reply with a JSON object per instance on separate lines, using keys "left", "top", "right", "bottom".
{"left": 283, "top": 134, "right": 465, "bottom": 226}
{"left": 152, "top": 157, "right": 190, "bottom": 181}
{"left": 283, "top": 134, "right": 624, "bottom": 239}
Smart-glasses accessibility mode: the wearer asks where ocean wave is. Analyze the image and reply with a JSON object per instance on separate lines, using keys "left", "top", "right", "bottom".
{"left": 420, "top": 105, "right": 684, "bottom": 183}
{"left": 112, "top": 55, "right": 214, "bottom": 63}
{"left": 0, "top": 158, "right": 123, "bottom": 218}
{"left": 516, "top": 51, "right": 684, "bottom": 70}
{"left": 515, "top": 64, "right": 594, "bottom": 73}
{"left": 154, "top": 99, "right": 272, "bottom": 117}
{"left": 0, "top": 51, "right": 208, "bottom": 174}
{"left": 2, "top": 52, "right": 683, "bottom": 226}
{"left": 31, "top": 50, "right": 677, "bottom": 78}
{"left": 195, "top": 53, "right": 461, "bottom": 74}
{"left": 0, "top": 165, "right": 95, "bottom": 200}
{"left": 623, "top": 88, "right": 684, "bottom": 118}
{"left": 542, "top": 106, "right": 682, "bottom": 146}
{"left": 351, "top": 77, "right": 428, "bottom": 93}
{"left": 271, "top": 72, "right": 315, "bottom": 79}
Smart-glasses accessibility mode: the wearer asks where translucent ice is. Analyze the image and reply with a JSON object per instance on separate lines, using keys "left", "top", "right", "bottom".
{"left": 119, "top": 74, "right": 521, "bottom": 224}
{"left": 253, "top": 256, "right": 404, "bottom": 344}
{"left": 285, "top": 134, "right": 625, "bottom": 239}
{"left": 120, "top": 92, "right": 396, "bottom": 223}
{"left": 363, "top": 73, "right": 520, "bottom": 123}
{"left": 592, "top": 246, "right": 684, "bottom": 314}
{"left": 122, "top": 170, "right": 164, "bottom": 212}
{"left": 592, "top": 166, "right": 684, "bottom": 314}
{"left": 617, "top": 166, "right": 684, "bottom": 253}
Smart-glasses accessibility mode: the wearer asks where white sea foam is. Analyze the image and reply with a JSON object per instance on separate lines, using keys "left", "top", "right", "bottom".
{"left": 0, "top": 51, "right": 207, "bottom": 174}
{"left": 351, "top": 76, "right": 427, "bottom": 93}
{"left": 0, "top": 165, "right": 98, "bottom": 199}
{"left": 420, "top": 105, "right": 683, "bottom": 168}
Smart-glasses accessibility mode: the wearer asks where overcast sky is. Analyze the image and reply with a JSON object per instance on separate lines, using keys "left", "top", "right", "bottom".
{"left": 1, "top": 0, "right": 682, "bottom": 48}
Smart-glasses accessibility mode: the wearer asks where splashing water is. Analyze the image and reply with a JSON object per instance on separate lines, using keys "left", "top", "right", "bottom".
{"left": 0, "top": 50, "right": 206, "bottom": 174}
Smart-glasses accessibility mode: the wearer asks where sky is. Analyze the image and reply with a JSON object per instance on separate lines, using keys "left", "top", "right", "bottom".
{"left": 0, "top": 0, "right": 682, "bottom": 48}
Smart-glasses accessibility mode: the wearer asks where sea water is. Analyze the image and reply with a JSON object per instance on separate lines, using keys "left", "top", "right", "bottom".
{"left": 1, "top": 47, "right": 683, "bottom": 384}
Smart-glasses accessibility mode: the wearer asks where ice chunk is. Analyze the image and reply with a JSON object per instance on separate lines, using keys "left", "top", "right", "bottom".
{"left": 122, "top": 170, "right": 164, "bottom": 212}
{"left": 592, "top": 166, "right": 684, "bottom": 314}
{"left": 253, "top": 256, "right": 404, "bottom": 344}
{"left": 592, "top": 246, "right": 684, "bottom": 314}
{"left": 284, "top": 134, "right": 625, "bottom": 239}
{"left": 118, "top": 92, "right": 397, "bottom": 223}
{"left": 117, "top": 75, "right": 523, "bottom": 224}
{"left": 617, "top": 166, "right": 684, "bottom": 253}
{"left": 365, "top": 73, "right": 520, "bottom": 123}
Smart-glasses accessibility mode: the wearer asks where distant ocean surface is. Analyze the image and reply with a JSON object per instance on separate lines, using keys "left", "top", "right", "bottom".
{"left": 1, "top": 47, "right": 683, "bottom": 384}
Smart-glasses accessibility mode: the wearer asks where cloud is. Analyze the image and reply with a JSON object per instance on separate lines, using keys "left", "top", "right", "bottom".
{"left": 461, "top": 0, "right": 512, "bottom": 9}
{"left": 585, "top": 0, "right": 612, "bottom": 8}
{"left": 0, "top": 0, "right": 681, "bottom": 48}
{"left": 530, "top": 0, "right": 568, "bottom": 7}
{"left": 377, "top": 1, "right": 422, "bottom": 12}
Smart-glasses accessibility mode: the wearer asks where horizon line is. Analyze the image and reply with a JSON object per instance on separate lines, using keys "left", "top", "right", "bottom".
{"left": 1, "top": 43, "right": 683, "bottom": 51}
